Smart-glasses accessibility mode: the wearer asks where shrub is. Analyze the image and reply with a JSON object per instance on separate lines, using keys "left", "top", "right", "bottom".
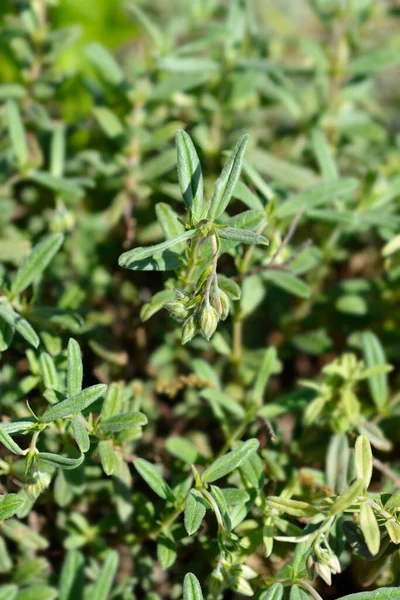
{"left": 0, "top": 1, "right": 399, "bottom": 599}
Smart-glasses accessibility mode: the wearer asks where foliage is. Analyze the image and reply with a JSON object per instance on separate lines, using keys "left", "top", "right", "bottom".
{"left": 0, "top": 0, "right": 400, "bottom": 598}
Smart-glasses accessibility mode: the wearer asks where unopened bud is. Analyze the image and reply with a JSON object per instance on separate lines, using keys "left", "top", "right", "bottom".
{"left": 315, "top": 562, "right": 332, "bottom": 586}
{"left": 165, "top": 300, "right": 190, "bottom": 322}
{"left": 210, "top": 288, "right": 230, "bottom": 321}
{"left": 26, "top": 470, "right": 51, "bottom": 500}
{"left": 181, "top": 315, "right": 197, "bottom": 344}
{"left": 199, "top": 301, "right": 219, "bottom": 340}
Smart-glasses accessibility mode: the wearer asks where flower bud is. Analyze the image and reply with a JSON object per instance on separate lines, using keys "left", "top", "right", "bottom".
{"left": 26, "top": 470, "right": 51, "bottom": 500}
{"left": 181, "top": 315, "right": 197, "bottom": 344}
{"left": 199, "top": 301, "right": 219, "bottom": 340}
{"left": 165, "top": 300, "right": 190, "bottom": 322}
{"left": 210, "top": 288, "right": 230, "bottom": 321}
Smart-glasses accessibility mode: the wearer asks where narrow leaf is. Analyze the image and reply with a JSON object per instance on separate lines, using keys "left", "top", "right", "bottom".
{"left": 118, "top": 230, "right": 197, "bottom": 270}
{"left": 91, "top": 550, "right": 119, "bottom": 600}
{"left": 99, "top": 411, "right": 148, "bottom": 433}
{"left": 184, "top": 489, "right": 207, "bottom": 535}
{"left": 67, "top": 338, "right": 83, "bottom": 397}
{"left": 42, "top": 384, "right": 107, "bottom": 422}
{"left": 217, "top": 227, "right": 269, "bottom": 245}
{"left": 360, "top": 502, "right": 380, "bottom": 556}
{"left": 11, "top": 233, "right": 64, "bottom": 295}
{"left": 202, "top": 438, "right": 259, "bottom": 483}
{"left": 208, "top": 134, "right": 250, "bottom": 220}
{"left": 157, "top": 529, "right": 177, "bottom": 570}
{"left": 176, "top": 130, "right": 204, "bottom": 220}
{"left": 355, "top": 435, "right": 373, "bottom": 489}
{"left": 6, "top": 100, "right": 28, "bottom": 168}
{"left": 0, "top": 494, "right": 26, "bottom": 520}
{"left": 38, "top": 452, "right": 84, "bottom": 470}
{"left": 71, "top": 415, "right": 90, "bottom": 453}
{"left": 133, "top": 458, "right": 171, "bottom": 499}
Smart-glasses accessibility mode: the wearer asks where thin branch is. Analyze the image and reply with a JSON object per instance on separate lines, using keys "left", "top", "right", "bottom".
{"left": 373, "top": 458, "right": 400, "bottom": 488}
{"left": 232, "top": 206, "right": 311, "bottom": 282}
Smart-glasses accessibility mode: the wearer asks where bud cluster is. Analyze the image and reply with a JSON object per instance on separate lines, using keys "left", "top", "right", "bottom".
{"left": 165, "top": 283, "right": 231, "bottom": 344}
{"left": 307, "top": 536, "right": 341, "bottom": 586}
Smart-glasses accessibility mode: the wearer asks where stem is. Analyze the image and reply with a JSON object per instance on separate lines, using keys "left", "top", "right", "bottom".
{"left": 373, "top": 458, "right": 400, "bottom": 487}
{"left": 204, "top": 234, "right": 218, "bottom": 302}
{"left": 201, "top": 488, "right": 224, "bottom": 531}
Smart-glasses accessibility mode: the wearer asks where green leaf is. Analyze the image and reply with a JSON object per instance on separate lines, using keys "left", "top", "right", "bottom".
{"left": 85, "top": 42, "right": 124, "bottom": 86}
{"left": 93, "top": 107, "right": 124, "bottom": 138}
{"left": 336, "top": 295, "right": 367, "bottom": 315}
{"left": 42, "top": 384, "right": 107, "bottom": 422}
{"left": 355, "top": 435, "right": 372, "bottom": 489}
{"left": 6, "top": 100, "right": 28, "bottom": 168}
{"left": 118, "top": 230, "right": 196, "bottom": 271}
{"left": 338, "top": 589, "right": 400, "bottom": 599}
{"left": 0, "top": 304, "right": 39, "bottom": 348}
{"left": 0, "top": 494, "right": 26, "bottom": 520}
{"left": 11, "top": 233, "right": 64, "bottom": 296}
{"left": 0, "top": 429, "right": 25, "bottom": 456}
{"left": 329, "top": 479, "right": 364, "bottom": 516}
{"left": 326, "top": 434, "right": 349, "bottom": 494}
{"left": 260, "top": 582, "right": 284, "bottom": 600}
{"left": 38, "top": 452, "right": 84, "bottom": 470}
{"left": 99, "top": 411, "right": 148, "bottom": 433}
{"left": 140, "top": 289, "right": 176, "bottom": 321}
{"left": 201, "top": 389, "right": 245, "bottom": 419}
{"left": 0, "top": 585, "right": 18, "bottom": 600}
{"left": 290, "top": 585, "right": 303, "bottom": 600}
{"left": 99, "top": 441, "right": 118, "bottom": 476}
{"left": 348, "top": 48, "right": 400, "bottom": 74}
{"left": 157, "top": 529, "right": 177, "bottom": 570}
{"left": 183, "top": 573, "right": 204, "bottom": 600}
{"left": 201, "top": 438, "right": 259, "bottom": 483}
{"left": 133, "top": 458, "right": 171, "bottom": 499}
{"left": 362, "top": 332, "right": 389, "bottom": 410}
{"left": 253, "top": 347, "right": 277, "bottom": 403}
{"left": 29, "top": 172, "right": 83, "bottom": 199}
{"left": 100, "top": 383, "right": 123, "bottom": 420}
{"left": 0, "top": 318, "right": 14, "bottom": 351}
{"left": 275, "top": 178, "right": 358, "bottom": 219}
{"left": 310, "top": 128, "right": 338, "bottom": 180}
{"left": 208, "top": 134, "right": 250, "bottom": 220}
{"left": 155, "top": 202, "right": 185, "bottom": 251}
{"left": 176, "top": 130, "right": 204, "bottom": 220}
{"left": 267, "top": 497, "right": 320, "bottom": 518}
{"left": 233, "top": 181, "right": 264, "bottom": 211}
{"left": 262, "top": 270, "right": 311, "bottom": 298}
{"left": 360, "top": 502, "right": 380, "bottom": 556}
{"left": 184, "top": 489, "right": 207, "bottom": 535}
{"left": 71, "top": 415, "right": 90, "bottom": 453}
{"left": 217, "top": 227, "right": 269, "bottom": 245}
{"left": 217, "top": 275, "right": 241, "bottom": 300}
{"left": 210, "top": 484, "right": 231, "bottom": 531}
{"left": 67, "top": 339, "right": 83, "bottom": 397}
{"left": 59, "top": 550, "right": 84, "bottom": 600}
{"left": 15, "top": 585, "right": 58, "bottom": 600}
{"left": 165, "top": 437, "right": 199, "bottom": 464}
{"left": 91, "top": 550, "right": 119, "bottom": 600}
{"left": 39, "top": 352, "right": 58, "bottom": 390}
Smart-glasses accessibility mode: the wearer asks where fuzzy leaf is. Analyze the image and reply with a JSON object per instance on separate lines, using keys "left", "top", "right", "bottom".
{"left": 355, "top": 435, "right": 373, "bottom": 489}
{"left": 99, "top": 441, "right": 118, "bottom": 476}
{"left": 157, "top": 529, "right": 177, "bottom": 570}
{"left": 11, "top": 233, "right": 64, "bottom": 295}
{"left": 0, "top": 429, "right": 26, "bottom": 456}
{"left": 42, "top": 384, "right": 107, "bottom": 422}
{"left": 260, "top": 583, "right": 284, "bottom": 600}
{"left": 6, "top": 100, "right": 28, "bottom": 168}
{"left": 99, "top": 411, "right": 148, "bottom": 433}
{"left": 133, "top": 458, "right": 171, "bottom": 499}
{"left": 118, "top": 230, "right": 196, "bottom": 270}
{"left": 0, "top": 494, "right": 24, "bottom": 521}
{"left": 91, "top": 550, "right": 119, "bottom": 600}
{"left": 38, "top": 452, "right": 84, "bottom": 470}
{"left": 183, "top": 573, "right": 204, "bottom": 600}
{"left": 71, "top": 415, "right": 90, "bottom": 453}
{"left": 201, "top": 438, "right": 259, "bottom": 483}
{"left": 217, "top": 227, "right": 269, "bottom": 245}
{"left": 360, "top": 502, "right": 380, "bottom": 556}
{"left": 208, "top": 135, "right": 249, "bottom": 220}
{"left": 0, "top": 304, "right": 39, "bottom": 348}
{"left": 184, "top": 489, "right": 207, "bottom": 535}
{"left": 329, "top": 479, "right": 364, "bottom": 516}
{"left": 176, "top": 130, "right": 204, "bottom": 220}
{"left": 67, "top": 339, "right": 83, "bottom": 397}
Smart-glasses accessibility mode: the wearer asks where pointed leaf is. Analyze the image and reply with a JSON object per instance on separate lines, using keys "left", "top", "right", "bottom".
{"left": 38, "top": 452, "right": 84, "bottom": 470}
{"left": 176, "top": 130, "right": 204, "bottom": 220}
{"left": 11, "top": 233, "right": 64, "bottom": 295}
{"left": 355, "top": 435, "right": 373, "bottom": 488}
{"left": 217, "top": 227, "right": 269, "bottom": 245}
{"left": 118, "top": 230, "right": 196, "bottom": 270}
{"left": 71, "top": 415, "right": 90, "bottom": 453}
{"left": 133, "top": 458, "right": 171, "bottom": 499}
{"left": 208, "top": 134, "right": 249, "bottom": 220}
{"left": 99, "top": 411, "right": 148, "bottom": 433}
{"left": 201, "top": 438, "right": 259, "bottom": 483}
{"left": 184, "top": 489, "right": 207, "bottom": 535}
{"left": 91, "top": 550, "right": 119, "bottom": 600}
{"left": 42, "top": 384, "right": 107, "bottom": 422}
{"left": 183, "top": 573, "right": 204, "bottom": 600}
{"left": 67, "top": 339, "right": 83, "bottom": 397}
